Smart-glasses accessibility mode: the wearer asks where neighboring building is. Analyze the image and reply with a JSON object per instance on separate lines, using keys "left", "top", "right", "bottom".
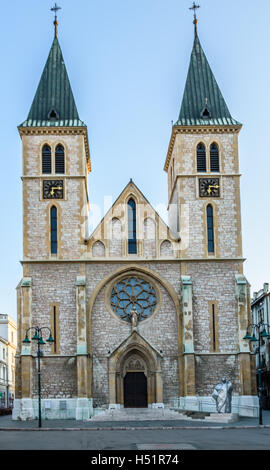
{"left": 251, "top": 283, "right": 270, "bottom": 409}
{"left": 0, "top": 337, "right": 8, "bottom": 408}
{"left": 0, "top": 315, "right": 17, "bottom": 408}
{"left": 14, "top": 12, "right": 258, "bottom": 421}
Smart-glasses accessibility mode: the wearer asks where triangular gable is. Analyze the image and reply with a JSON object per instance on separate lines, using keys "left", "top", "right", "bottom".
{"left": 109, "top": 330, "right": 163, "bottom": 361}
{"left": 86, "top": 179, "right": 178, "bottom": 247}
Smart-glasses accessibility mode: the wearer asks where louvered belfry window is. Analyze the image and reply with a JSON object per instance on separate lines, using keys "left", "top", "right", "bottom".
{"left": 197, "top": 143, "right": 206, "bottom": 172}
{"left": 42, "top": 144, "right": 52, "bottom": 174}
{"left": 210, "top": 143, "right": 220, "bottom": 172}
{"left": 55, "top": 144, "right": 65, "bottom": 174}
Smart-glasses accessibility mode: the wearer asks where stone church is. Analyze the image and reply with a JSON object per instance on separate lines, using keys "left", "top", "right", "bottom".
{"left": 13, "top": 13, "right": 258, "bottom": 420}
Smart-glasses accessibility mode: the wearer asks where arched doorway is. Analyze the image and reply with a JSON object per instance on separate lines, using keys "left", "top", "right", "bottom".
{"left": 108, "top": 336, "right": 164, "bottom": 407}
{"left": 124, "top": 372, "right": 147, "bottom": 408}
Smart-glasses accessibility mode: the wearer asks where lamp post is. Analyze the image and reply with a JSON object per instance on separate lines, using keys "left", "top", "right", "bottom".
{"left": 23, "top": 326, "right": 54, "bottom": 428}
{"left": 243, "top": 321, "right": 270, "bottom": 425}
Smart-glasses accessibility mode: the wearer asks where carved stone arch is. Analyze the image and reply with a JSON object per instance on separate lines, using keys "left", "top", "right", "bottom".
{"left": 160, "top": 239, "right": 173, "bottom": 257}
{"left": 92, "top": 240, "right": 105, "bottom": 257}
{"left": 87, "top": 264, "right": 181, "bottom": 328}
{"left": 87, "top": 264, "right": 182, "bottom": 401}
{"left": 109, "top": 332, "right": 163, "bottom": 407}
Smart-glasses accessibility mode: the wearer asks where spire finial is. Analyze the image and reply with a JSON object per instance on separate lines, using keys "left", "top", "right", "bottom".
{"left": 189, "top": 2, "right": 200, "bottom": 36}
{"left": 51, "top": 3, "right": 61, "bottom": 38}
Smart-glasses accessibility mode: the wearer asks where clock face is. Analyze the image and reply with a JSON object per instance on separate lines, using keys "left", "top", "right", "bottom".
{"left": 43, "top": 180, "right": 64, "bottom": 199}
{"left": 199, "top": 178, "right": 220, "bottom": 197}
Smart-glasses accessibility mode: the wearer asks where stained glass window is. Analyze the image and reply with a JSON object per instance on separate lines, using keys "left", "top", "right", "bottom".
{"left": 50, "top": 206, "right": 58, "bottom": 254}
{"left": 128, "top": 198, "right": 137, "bottom": 254}
{"left": 111, "top": 276, "right": 157, "bottom": 322}
{"left": 207, "top": 204, "right": 214, "bottom": 253}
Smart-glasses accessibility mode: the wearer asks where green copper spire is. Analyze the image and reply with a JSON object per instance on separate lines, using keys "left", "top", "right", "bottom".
{"left": 20, "top": 35, "right": 85, "bottom": 128}
{"left": 175, "top": 31, "right": 241, "bottom": 127}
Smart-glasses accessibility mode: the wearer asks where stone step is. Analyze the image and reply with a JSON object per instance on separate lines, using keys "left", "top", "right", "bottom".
{"left": 89, "top": 407, "right": 188, "bottom": 422}
{"left": 204, "top": 413, "right": 239, "bottom": 423}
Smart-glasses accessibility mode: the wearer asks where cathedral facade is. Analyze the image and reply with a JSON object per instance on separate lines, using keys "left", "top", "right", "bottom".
{"left": 13, "top": 16, "right": 258, "bottom": 420}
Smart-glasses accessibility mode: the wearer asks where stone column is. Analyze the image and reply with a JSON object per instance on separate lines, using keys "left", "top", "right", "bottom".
{"left": 155, "top": 365, "right": 164, "bottom": 406}
{"left": 13, "top": 278, "right": 35, "bottom": 420}
{"left": 75, "top": 276, "right": 93, "bottom": 420}
{"left": 21, "top": 278, "right": 33, "bottom": 395}
{"left": 235, "top": 275, "right": 254, "bottom": 396}
{"left": 181, "top": 276, "right": 196, "bottom": 396}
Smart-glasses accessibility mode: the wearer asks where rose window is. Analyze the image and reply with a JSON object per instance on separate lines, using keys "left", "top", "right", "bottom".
{"left": 110, "top": 276, "right": 157, "bottom": 322}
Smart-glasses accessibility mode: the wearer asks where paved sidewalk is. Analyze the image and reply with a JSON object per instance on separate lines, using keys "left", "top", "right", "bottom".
{"left": 1, "top": 409, "right": 270, "bottom": 430}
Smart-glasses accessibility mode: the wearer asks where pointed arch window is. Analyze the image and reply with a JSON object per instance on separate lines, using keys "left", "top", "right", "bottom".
{"left": 128, "top": 198, "right": 137, "bottom": 254}
{"left": 210, "top": 143, "right": 220, "bottom": 172}
{"left": 55, "top": 144, "right": 65, "bottom": 174}
{"left": 207, "top": 204, "right": 214, "bottom": 253}
{"left": 50, "top": 206, "right": 58, "bottom": 255}
{"left": 197, "top": 143, "right": 206, "bottom": 172}
{"left": 42, "top": 144, "right": 52, "bottom": 174}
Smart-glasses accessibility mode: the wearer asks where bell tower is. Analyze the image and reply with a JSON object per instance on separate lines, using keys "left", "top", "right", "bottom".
{"left": 19, "top": 7, "right": 91, "bottom": 261}
{"left": 164, "top": 6, "right": 256, "bottom": 405}
{"left": 165, "top": 11, "right": 243, "bottom": 261}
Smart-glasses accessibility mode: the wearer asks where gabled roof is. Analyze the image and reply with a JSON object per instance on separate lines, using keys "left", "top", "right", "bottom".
{"left": 86, "top": 179, "right": 178, "bottom": 245}
{"left": 175, "top": 32, "right": 241, "bottom": 127}
{"left": 20, "top": 37, "right": 86, "bottom": 128}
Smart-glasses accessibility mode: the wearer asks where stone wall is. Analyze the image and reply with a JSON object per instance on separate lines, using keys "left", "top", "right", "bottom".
{"left": 32, "top": 356, "right": 77, "bottom": 398}
{"left": 195, "top": 354, "right": 240, "bottom": 396}
{"left": 27, "top": 262, "right": 81, "bottom": 357}
{"left": 186, "top": 261, "right": 240, "bottom": 354}
{"left": 19, "top": 259, "right": 244, "bottom": 403}
{"left": 89, "top": 262, "right": 181, "bottom": 405}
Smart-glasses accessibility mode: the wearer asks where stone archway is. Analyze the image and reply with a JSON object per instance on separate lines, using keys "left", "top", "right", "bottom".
{"left": 108, "top": 331, "right": 163, "bottom": 408}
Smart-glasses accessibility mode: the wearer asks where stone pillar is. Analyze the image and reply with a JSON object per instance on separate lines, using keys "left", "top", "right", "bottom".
{"left": 181, "top": 276, "right": 196, "bottom": 396}
{"left": 75, "top": 276, "right": 92, "bottom": 420}
{"left": 235, "top": 275, "right": 254, "bottom": 396}
{"left": 20, "top": 278, "right": 33, "bottom": 396}
{"left": 13, "top": 278, "right": 35, "bottom": 420}
{"left": 155, "top": 366, "right": 164, "bottom": 405}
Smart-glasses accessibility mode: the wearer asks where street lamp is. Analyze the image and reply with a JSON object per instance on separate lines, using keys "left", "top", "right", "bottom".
{"left": 23, "top": 326, "right": 54, "bottom": 428}
{"left": 243, "top": 321, "right": 270, "bottom": 425}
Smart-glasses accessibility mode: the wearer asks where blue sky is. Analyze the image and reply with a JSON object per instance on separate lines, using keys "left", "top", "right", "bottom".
{"left": 0, "top": 0, "right": 269, "bottom": 321}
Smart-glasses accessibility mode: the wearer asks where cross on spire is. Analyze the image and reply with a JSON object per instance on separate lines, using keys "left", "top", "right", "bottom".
{"left": 189, "top": 2, "right": 200, "bottom": 35}
{"left": 51, "top": 3, "right": 62, "bottom": 38}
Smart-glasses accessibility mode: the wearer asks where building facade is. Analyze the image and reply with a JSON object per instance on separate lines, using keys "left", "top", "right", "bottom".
{"left": 0, "top": 315, "right": 17, "bottom": 408}
{"left": 251, "top": 284, "right": 270, "bottom": 409}
{"left": 0, "top": 337, "right": 8, "bottom": 408}
{"left": 13, "top": 15, "right": 258, "bottom": 421}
